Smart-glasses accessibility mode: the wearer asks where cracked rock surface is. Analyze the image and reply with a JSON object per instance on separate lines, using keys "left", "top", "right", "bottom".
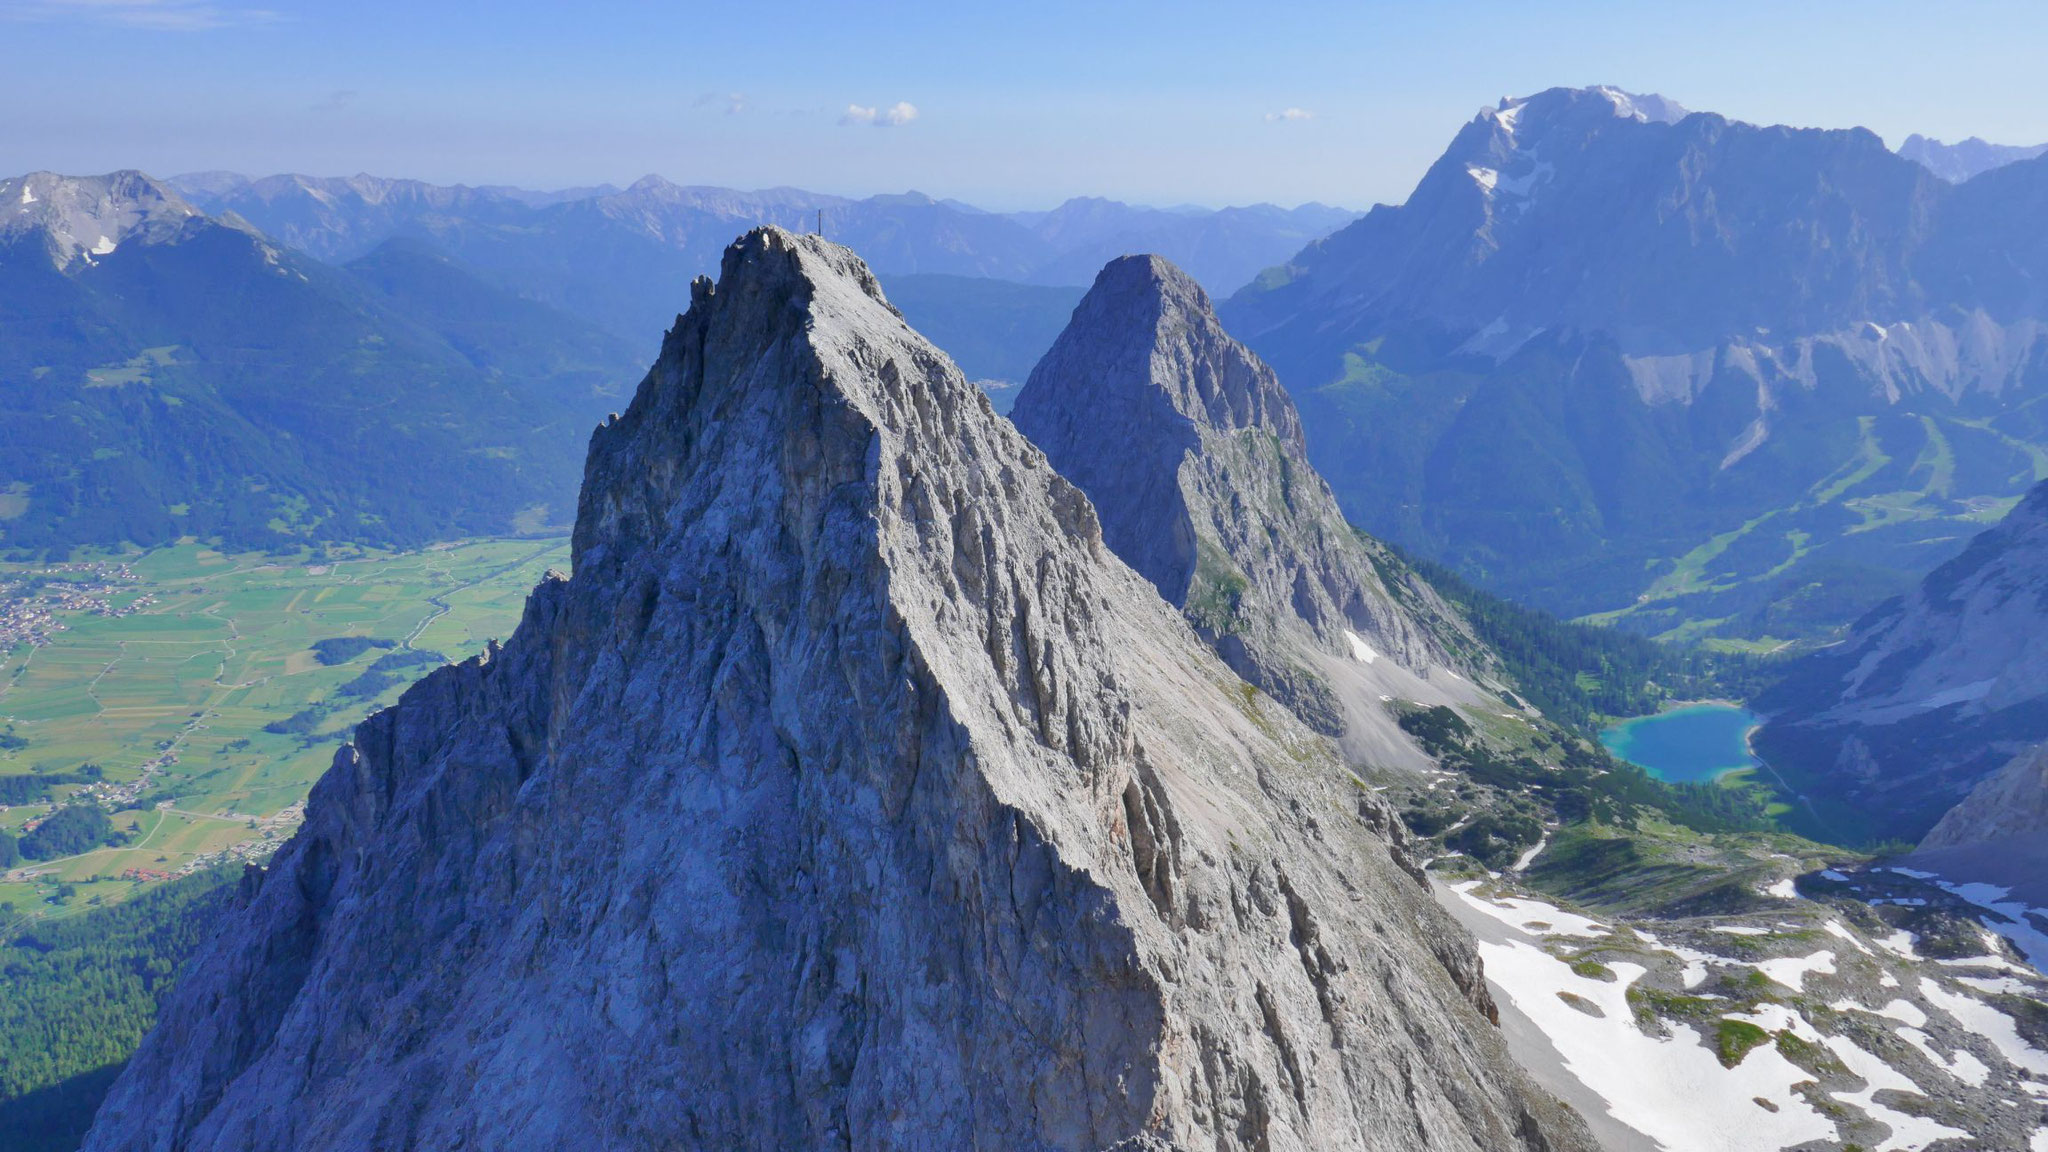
{"left": 85, "top": 228, "right": 1589, "bottom": 1152}
{"left": 1013, "top": 254, "right": 1494, "bottom": 767}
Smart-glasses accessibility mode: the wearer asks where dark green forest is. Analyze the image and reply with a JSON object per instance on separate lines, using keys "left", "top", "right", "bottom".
{"left": 1396, "top": 545, "right": 1772, "bottom": 733}
{"left": 0, "top": 869, "right": 238, "bottom": 1152}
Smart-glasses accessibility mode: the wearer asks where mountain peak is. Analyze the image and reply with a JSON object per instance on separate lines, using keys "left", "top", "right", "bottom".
{"left": 85, "top": 225, "right": 1582, "bottom": 1152}
{"left": 1489, "top": 85, "right": 1690, "bottom": 129}
{"left": 1, "top": 169, "right": 202, "bottom": 268}
{"left": 1015, "top": 254, "right": 1483, "bottom": 749}
{"left": 1022, "top": 252, "right": 1293, "bottom": 440}
{"left": 1897, "top": 132, "right": 2048, "bottom": 182}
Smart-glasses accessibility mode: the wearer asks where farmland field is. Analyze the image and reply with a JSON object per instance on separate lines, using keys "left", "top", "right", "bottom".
{"left": 0, "top": 537, "right": 568, "bottom": 925}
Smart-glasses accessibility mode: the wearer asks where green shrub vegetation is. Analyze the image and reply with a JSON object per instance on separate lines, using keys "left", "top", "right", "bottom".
{"left": 335, "top": 670, "right": 400, "bottom": 699}
{"left": 1714, "top": 1018, "right": 1772, "bottom": 1068}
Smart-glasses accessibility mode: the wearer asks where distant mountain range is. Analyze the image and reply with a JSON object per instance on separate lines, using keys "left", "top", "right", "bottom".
{"left": 171, "top": 172, "right": 1355, "bottom": 343}
{"left": 1897, "top": 133, "right": 2048, "bottom": 183}
{"left": 0, "top": 171, "right": 641, "bottom": 551}
{"left": 1225, "top": 85, "right": 2048, "bottom": 641}
{"left": 0, "top": 166, "right": 1352, "bottom": 553}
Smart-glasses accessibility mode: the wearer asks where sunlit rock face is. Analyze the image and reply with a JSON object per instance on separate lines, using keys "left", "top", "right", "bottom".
{"left": 83, "top": 228, "right": 1589, "bottom": 1152}
{"left": 1014, "top": 253, "right": 1495, "bottom": 771}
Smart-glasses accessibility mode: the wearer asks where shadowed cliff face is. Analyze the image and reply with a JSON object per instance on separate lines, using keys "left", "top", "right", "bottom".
{"left": 1757, "top": 481, "right": 2048, "bottom": 843}
{"left": 82, "top": 228, "right": 1589, "bottom": 1152}
{"left": 1013, "top": 254, "right": 1494, "bottom": 759}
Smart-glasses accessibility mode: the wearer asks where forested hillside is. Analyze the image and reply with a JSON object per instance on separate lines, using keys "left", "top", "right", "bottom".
{"left": 0, "top": 870, "right": 237, "bottom": 1152}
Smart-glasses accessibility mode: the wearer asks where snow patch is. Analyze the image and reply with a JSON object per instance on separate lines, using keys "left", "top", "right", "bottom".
{"left": 90, "top": 235, "right": 117, "bottom": 256}
{"left": 1930, "top": 879, "right": 2048, "bottom": 969}
{"left": 1753, "top": 950, "right": 1835, "bottom": 992}
{"left": 1957, "top": 975, "right": 2038, "bottom": 995}
{"left": 1713, "top": 925, "right": 1770, "bottom": 937}
{"left": 1466, "top": 165, "right": 1499, "bottom": 192}
{"left": 1451, "top": 882, "right": 1607, "bottom": 937}
{"left": 1917, "top": 678, "right": 1995, "bottom": 709}
{"left": 1763, "top": 878, "right": 1797, "bottom": 899}
{"left": 1898, "top": 1026, "right": 1990, "bottom": 1086}
{"left": 1831, "top": 998, "right": 1927, "bottom": 1027}
{"left": 19, "top": 184, "right": 34, "bottom": 206}
{"left": 1475, "top": 943, "right": 1834, "bottom": 1152}
{"left": 1342, "top": 630, "right": 1377, "bottom": 665}
{"left": 1822, "top": 1031, "right": 1970, "bottom": 1151}
{"left": 1921, "top": 977, "right": 2048, "bottom": 1075}
{"left": 1493, "top": 159, "right": 1555, "bottom": 202}
{"left": 1824, "top": 920, "right": 1874, "bottom": 955}
{"left": 1638, "top": 931, "right": 1721, "bottom": 989}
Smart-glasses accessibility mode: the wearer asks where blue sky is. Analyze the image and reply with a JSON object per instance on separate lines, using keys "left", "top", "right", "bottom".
{"left": 3, "top": 0, "right": 2046, "bottom": 209}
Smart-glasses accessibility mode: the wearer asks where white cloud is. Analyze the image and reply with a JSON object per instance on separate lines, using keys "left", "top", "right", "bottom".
{"left": 695, "top": 91, "right": 747, "bottom": 115}
{"left": 0, "top": 0, "right": 276, "bottom": 29}
{"left": 841, "top": 101, "right": 918, "bottom": 128}
{"left": 1265, "top": 108, "right": 1315, "bottom": 123}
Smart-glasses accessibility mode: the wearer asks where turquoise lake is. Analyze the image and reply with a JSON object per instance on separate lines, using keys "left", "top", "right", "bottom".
{"left": 1599, "top": 703, "right": 1760, "bottom": 784}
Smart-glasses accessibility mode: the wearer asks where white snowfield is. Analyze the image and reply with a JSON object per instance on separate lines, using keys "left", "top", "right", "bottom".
{"left": 1820, "top": 1028, "right": 1970, "bottom": 1150}
{"left": 1473, "top": 938, "right": 1835, "bottom": 1152}
{"left": 1451, "top": 881, "right": 1607, "bottom": 937}
{"left": 1452, "top": 881, "right": 2048, "bottom": 1151}
{"left": 1934, "top": 877, "right": 2048, "bottom": 968}
{"left": 1897, "top": 1024, "right": 1991, "bottom": 1086}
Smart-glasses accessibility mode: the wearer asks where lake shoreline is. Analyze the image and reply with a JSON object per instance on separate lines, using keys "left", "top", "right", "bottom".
{"left": 1600, "top": 702, "right": 1762, "bottom": 785}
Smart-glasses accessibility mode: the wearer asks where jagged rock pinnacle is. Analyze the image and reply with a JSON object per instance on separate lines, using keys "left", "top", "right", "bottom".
{"left": 85, "top": 227, "right": 1590, "bottom": 1152}
{"left": 1014, "top": 253, "right": 1490, "bottom": 758}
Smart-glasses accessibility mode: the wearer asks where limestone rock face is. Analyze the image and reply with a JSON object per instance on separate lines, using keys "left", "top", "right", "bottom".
{"left": 1012, "top": 255, "right": 1491, "bottom": 764}
{"left": 84, "top": 228, "right": 1588, "bottom": 1152}
{"left": 1922, "top": 743, "right": 2048, "bottom": 850}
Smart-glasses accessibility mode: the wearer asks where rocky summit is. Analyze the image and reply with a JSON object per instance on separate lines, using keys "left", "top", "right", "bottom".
{"left": 83, "top": 228, "right": 1588, "bottom": 1152}
{"left": 1221, "top": 85, "right": 2048, "bottom": 641}
{"left": 1013, "top": 255, "right": 1497, "bottom": 769}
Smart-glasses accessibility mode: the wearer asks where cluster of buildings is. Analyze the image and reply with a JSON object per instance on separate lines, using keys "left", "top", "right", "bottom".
{"left": 177, "top": 802, "right": 304, "bottom": 877}
{"left": 0, "top": 560, "right": 154, "bottom": 652}
{"left": 74, "top": 747, "right": 180, "bottom": 810}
